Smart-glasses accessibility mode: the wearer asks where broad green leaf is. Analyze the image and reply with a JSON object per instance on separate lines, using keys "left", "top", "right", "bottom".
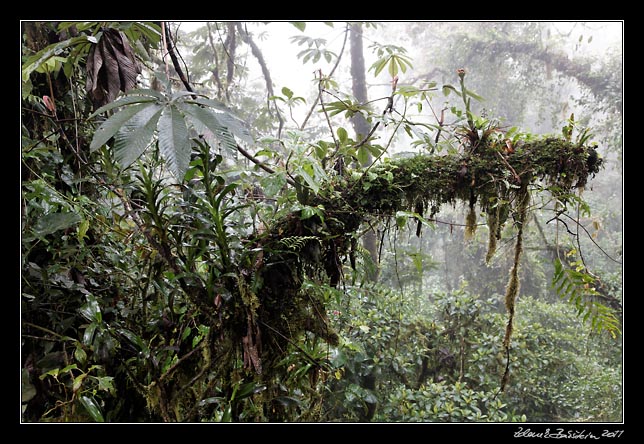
{"left": 260, "top": 172, "right": 287, "bottom": 197}
{"left": 79, "top": 395, "right": 105, "bottom": 422}
{"left": 337, "top": 127, "right": 348, "bottom": 144}
{"left": 388, "top": 59, "right": 398, "bottom": 77}
{"left": 301, "top": 205, "right": 317, "bottom": 220}
{"left": 97, "top": 376, "right": 116, "bottom": 396}
{"left": 296, "top": 166, "right": 320, "bottom": 195}
{"left": 442, "top": 84, "right": 457, "bottom": 96}
{"left": 357, "top": 146, "right": 371, "bottom": 166}
{"left": 33, "top": 211, "right": 81, "bottom": 236}
{"left": 80, "top": 296, "right": 102, "bottom": 323}
{"left": 74, "top": 346, "right": 87, "bottom": 366}
{"left": 366, "top": 144, "right": 383, "bottom": 157}
{"left": 34, "top": 56, "right": 67, "bottom": 75}
{"left": 465, "top": 88, "right": 484, "bottom": 102}
{"left": 396, "top": 213, "right": 408, "bottom": 229}
{"left": 22, "top": 35, "right": 90, "bottom": 82}
{"left": 118, "top": 328, "right": 149, "bottom": 356}
{"left": 281, "top": 86, "right": 294, "bottom": 99}
{"left": 90, "top": 102, "right": 154, "bottom": 151}
{"left": 236, "top": 382, "right": 266, "bottom": 400}
{"left": 127, "top": 22, "right": 162, "bottom": 45}
{"left": 222, "top": 405, "right": 232, "bottom": 422}
{"left": 40, "top": 368, "right": 60, "bottom": 379}
{"left": 60, "top": 364, "right": 78, "bottom": 373}
{"left": 73, "top": 373, "right": 88, "bottom": 392}
{"left": 370, "top": 58, "right": 388, "bottom": 77}
{"left": 158, "top": 105, "right": 191, "bottom": 180}
{"left": 113, "top": 103, "right": 163, "bottom": 168}
{"left": 77, "top": 218, "right": 90, "bottom": 243}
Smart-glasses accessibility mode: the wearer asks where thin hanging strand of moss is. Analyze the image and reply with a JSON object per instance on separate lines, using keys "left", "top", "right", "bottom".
{"left": 464, "top": 204, "right": 477, "bottom": 241}
{"left": 485, "top": 203, "right": 499, "bottom": 264}
{"left": 500, "top": 187, "right": 530, "bottom": 392}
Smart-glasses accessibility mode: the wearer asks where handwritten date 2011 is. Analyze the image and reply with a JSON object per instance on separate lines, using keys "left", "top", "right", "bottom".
{"left": 514, "top": 427, "right": 624, "bottom": 439}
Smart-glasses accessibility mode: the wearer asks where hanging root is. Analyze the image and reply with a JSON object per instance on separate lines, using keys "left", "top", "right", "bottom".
{"left": 500, "top": 188, "right": 530, "bottom": 392}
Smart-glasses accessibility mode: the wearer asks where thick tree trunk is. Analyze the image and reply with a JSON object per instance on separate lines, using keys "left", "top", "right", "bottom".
{"left": 349, "top": 23, "right": 379, "bottom": 282}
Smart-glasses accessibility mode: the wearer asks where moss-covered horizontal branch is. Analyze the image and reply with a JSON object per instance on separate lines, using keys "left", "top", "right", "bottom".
{"left": 335, "top": 137, "right": 601, "bottom": 220}
{"left": 244, "top": 136, "right": 602, "bottom": 375}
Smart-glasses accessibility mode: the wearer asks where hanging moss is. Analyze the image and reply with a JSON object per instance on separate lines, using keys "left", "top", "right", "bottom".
{"left": 499, "top": 186, "right": 530, "bottom": 392}
{"left": 236, "top": 137, "right": 602, "bottom": 386}
{"left": 486, "top": 207, "right": 499, "bottom": 263}
{"left": 464, "top": 205, "right": 477, "bottom": 241}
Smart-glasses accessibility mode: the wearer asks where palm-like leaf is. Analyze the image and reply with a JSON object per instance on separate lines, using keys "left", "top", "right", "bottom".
{"left": 113, "top": 103, "right": 163, "bottom": 168}
{"left": 90, "top": 88, "right": 254, "bottom": 181}
{"left": 158, "top": 105, "right": 190, "bottom": 179}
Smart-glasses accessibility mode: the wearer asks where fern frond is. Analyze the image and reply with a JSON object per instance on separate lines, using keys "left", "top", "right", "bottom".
{"left": 279, "top": 236, "right": 321, "bottom": 251}
{"left": 552, "top": 258, "right": 621, "bottom": 337}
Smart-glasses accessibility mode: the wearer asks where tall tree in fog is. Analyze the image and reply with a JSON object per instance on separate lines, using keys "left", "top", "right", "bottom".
{"left": 349, "top": 22, "right": 379, "bottom": 281}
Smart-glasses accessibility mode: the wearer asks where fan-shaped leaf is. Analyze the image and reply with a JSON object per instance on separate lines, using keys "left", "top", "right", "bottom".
{"left": 158, "top": 105, "right": 191, "bottom": 180}
{"left": 113, "top": 103, "right": 163, "bottom": 168}
{"left": 186, "top": 98, "right": 253, "bottom": 144}
{"left": 88, "top": 94, "right": 158, "bottom": 119}
{"left": 181, "top": 103, "right": 238, "bottom": 155}
{"left": 90, "top": 102, "right": 154, "bottom": 151}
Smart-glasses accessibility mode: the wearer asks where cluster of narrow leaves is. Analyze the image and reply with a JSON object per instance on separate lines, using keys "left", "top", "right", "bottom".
{"left": 89, "top": 89, "right": 253, "bottom": 180}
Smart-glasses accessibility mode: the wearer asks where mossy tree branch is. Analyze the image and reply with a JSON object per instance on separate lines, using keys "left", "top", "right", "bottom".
{"left": 246, "top": 136, "right": 602, "bottom": 384}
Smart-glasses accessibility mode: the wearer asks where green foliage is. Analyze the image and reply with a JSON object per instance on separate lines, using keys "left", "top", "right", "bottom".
{"left": 89, "top": 88, "right": 252, "bottom": 180}
{"left": 553, "top": 255, "right": 621, "bottom": 338}
{"left": 290, "top": 35, "right": 337, "bottom": 64}
{"left": 22, "top": 35, "right": 94, "bottom": 83}
{"left": 324, "top": 284, "right": 621, "bottom": 422}
{"left": 506, "top": 296, "right": 622, "bottom": 421}
{"left": 22, "top": 21, "right": 620, "bottom": 424}
{"left": 368, "top": 43, "right": 413, "bottom": 78}
{"left": 384, "top": 381, "right": 522, "bottom": 422}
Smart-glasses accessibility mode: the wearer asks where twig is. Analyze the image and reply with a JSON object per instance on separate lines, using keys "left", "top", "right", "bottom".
{"left": 495, "top": 151, "right": 521, "bottom": 183}
{"left": 164, "top": 23, "right": 194, "bottom": 93}
{"left": 159, "top": 342, "right": 205, "bottom": 383}
{"left": 300, "top": 23, "right": 349, "bottom": 130}
{"left": 560, "top": 212, "right": 622, "bottom": 265}
{"left": 317, "top": 74, "right": 341, "bottom": 152}
{"left": 235, "top": 22, "right": 285, "bottom": 138}
{"left": 236, "top": 144, "right": 296, "bottom": 187}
